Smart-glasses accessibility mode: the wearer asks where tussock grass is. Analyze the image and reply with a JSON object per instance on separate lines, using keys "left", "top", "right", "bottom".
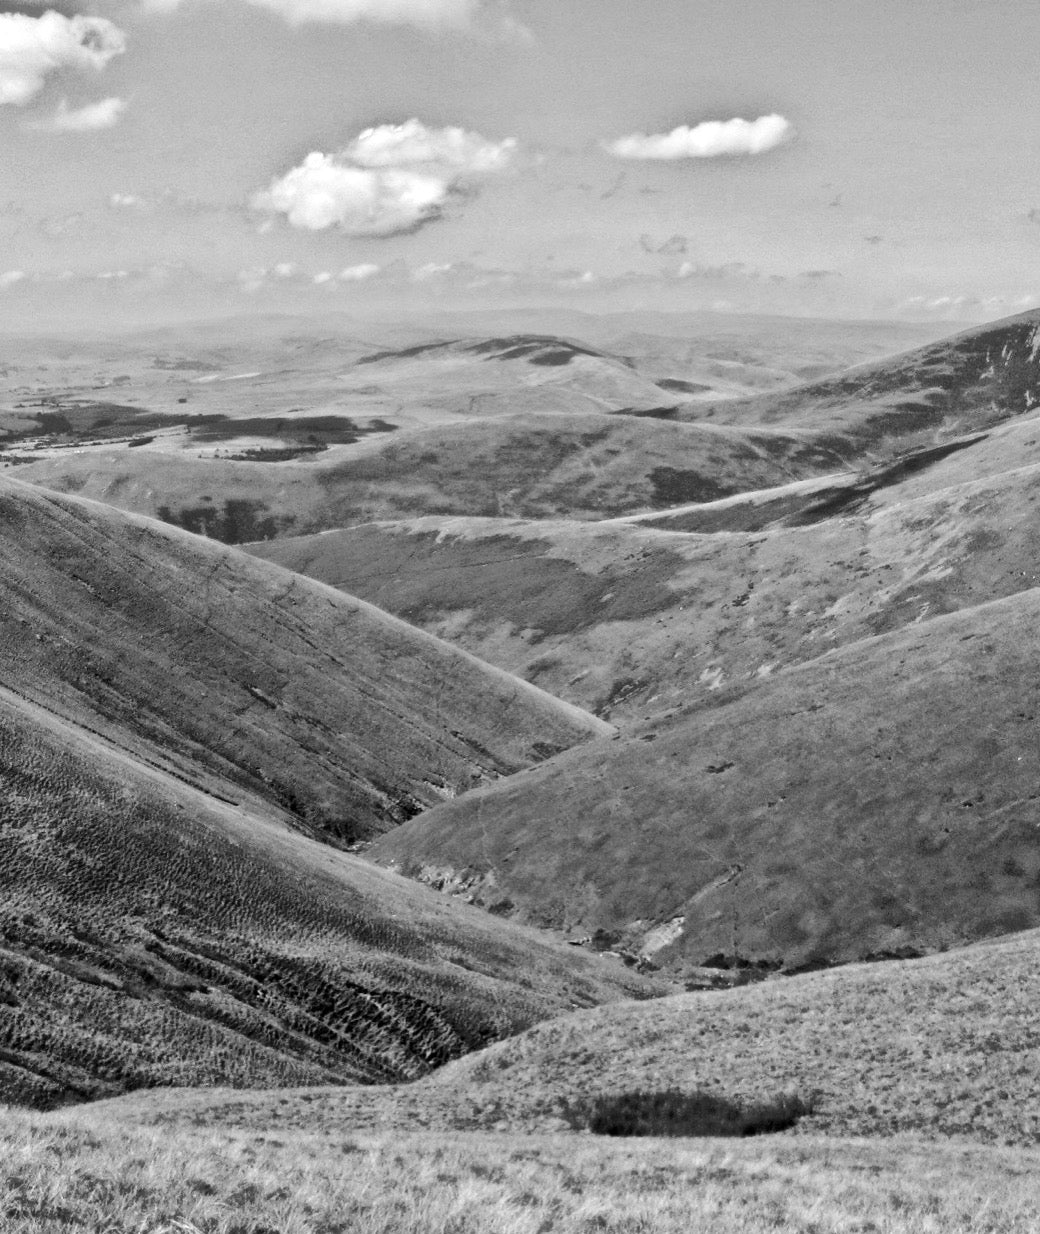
{"left": 2, "top": 1107, "right": 1038, "bottom": 1233}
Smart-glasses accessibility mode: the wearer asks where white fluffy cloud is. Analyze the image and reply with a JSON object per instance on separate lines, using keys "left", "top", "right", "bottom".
{"left": 604, "top": 114, "right": 793, "bottom": 160}
{"left": 252, "top": 120, "right": 515, "bottom": 236}
{"left": 345, "top": 118, "right": 516, "bottom": 171}
{"left": 141, "top": 0, "right": 483, "bottom": 27}
{"left": 0, "top": 270, "right": 26, "bottom": 289}
{"left": 31, "top": 95, "right": 126, "bottom": 132}
{"left": 0, "top": 12, "right": 126, "bottom": 107}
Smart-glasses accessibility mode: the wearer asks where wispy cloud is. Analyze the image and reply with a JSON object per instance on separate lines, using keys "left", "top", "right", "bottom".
{"left": 252, "top": 120, "right": 516, "bottom": 237}
{"left": 30, "top": 95, "right": 126, "bottom": 131}
{"left": 0, "top": 11, "right": 125, "bottom": 107}
{"left": 603, "top": 114, "right": 793, "bottom": 160}
{"left": 0, "top": 269, "right": 26, "bottom": 289}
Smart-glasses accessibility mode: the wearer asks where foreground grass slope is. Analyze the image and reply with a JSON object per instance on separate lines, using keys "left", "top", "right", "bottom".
{"left": 0, "top": 473, "right": 609, "bottom": 842}
{"left": 0, "top": 686, "right": 649, "bottom": 1109}
{"left": 372, "top": 588, "right": 1040, "bottom": 968}
{"left": 109, "top": 927, "right": 1040, "bottom": 1147}
{"left": 3, "top": 1114, "right": 1037, "bottom": 1233}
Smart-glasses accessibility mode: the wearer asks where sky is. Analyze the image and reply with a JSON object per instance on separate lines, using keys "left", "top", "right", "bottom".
{"left": 1, "top": 0, "right": 1039, "bottom": 327}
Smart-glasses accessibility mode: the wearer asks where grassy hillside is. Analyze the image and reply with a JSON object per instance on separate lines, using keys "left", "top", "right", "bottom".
{"left": 370, "top": 588, "right": 1040, "bottom": 968}
{"left": 246, "top": 412, "right": 1040, "bottom": 722}
{"left": 93, "top": 927, "right": 1040, "bottom": 1146}
{"left": 3, "top": 1114, "right": 1038, "bottom": 1232}
{"left": 0, "top": 474, "right": 609, "bottom": 842}
{"left": 693, "top": 307, "right": 1040, "bottom": 457}
{"left": 12, "top": 412, "right": 847, "bottom": 542}
{"left": 0, "top": 684, "right": 650, "bottom": 1109}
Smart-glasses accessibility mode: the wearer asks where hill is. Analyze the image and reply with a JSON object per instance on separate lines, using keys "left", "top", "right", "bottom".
{"left": 0, "top": 474, "right": 609, "bottom": 842}
{"left": 246, "top": 402, "right": 1040, "bottom": 721}
{"left": 0, "top": 682, "right": 649, "bottom": 1110}
{"left": 95, "top": 926, "right": 1040, "bottom": 1146}
{"left": 10, "top": 412, "right": 848, "bottom": 542}
{"left": 691, "top": 307, "right": 1040, "bottom": 458}
{"left": 370, "top": 588, "right": 1040, "bottom": 970}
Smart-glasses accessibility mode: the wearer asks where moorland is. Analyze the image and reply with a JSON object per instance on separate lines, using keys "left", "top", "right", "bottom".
{"left": 3, "top": 305, "right": 1040, "bottom": 1231}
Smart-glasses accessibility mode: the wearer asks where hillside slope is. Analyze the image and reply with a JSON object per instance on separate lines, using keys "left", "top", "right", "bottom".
{"left": 12, "top": 412, "right": 847, "bottom": 542}
{"left": 0, "top": 474, "right": 609, "bottom": 841}
{"left": 102, "top": 927, "right": 1040, "bottom": 1146}
{"left": 693, "top": 307, "right": 1040, "bottom": 457}
{"left": 0, "top": 685, "right": 650, "bottom": 1110}
{"left": 247, "top": 414, "right": 1040, "bottom": 722}
{"left": 371, "top": 589, "right": 1040, "bottom": 969}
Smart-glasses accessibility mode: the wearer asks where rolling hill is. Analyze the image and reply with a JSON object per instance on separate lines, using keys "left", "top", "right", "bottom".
{"left": 0, "top": 473, "right": 610, "bottom": 842}
{"left": 370, "top": 588, "right": 1040, "bottom": 971}
{"left": 692, "top": 306, "right": 1040, "bottom": 457}
{"left": 0, "top": 682, "right": 650, "bottom": 1110}
{"left": 246, "top": 400, "right": 1040, "bottom": 722}
{"left": 95, "top": 925, "right": 1040, "bottom": 1146}
{"left": 10, "top": 411, "right": 849, "bottom": 542}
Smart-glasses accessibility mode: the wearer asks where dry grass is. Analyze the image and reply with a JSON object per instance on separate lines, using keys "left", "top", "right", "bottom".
{"left": 109, "top": 928, "right": 1040, "bottom": 1147}
{"left": 2, "top": 1106, "right": 1038, "bottom": 1234}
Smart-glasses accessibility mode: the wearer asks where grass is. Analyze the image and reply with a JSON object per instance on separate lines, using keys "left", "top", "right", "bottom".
{"left": 2, "top": 1106, "right": 1039, "bottom": 1233}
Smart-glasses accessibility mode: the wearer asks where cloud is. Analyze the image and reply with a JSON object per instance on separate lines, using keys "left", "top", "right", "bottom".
{"left": 339, "top": 262, "right": 380, "bottom": 280}
{"left": 603, "top": 114, "right": 793, "bottom": 160}
{"left": 0, "top": 11, "right": 125, "bottom": 107}
{"left": 30, "top": 95, "right": 126, "bottom": 131}
{"left": 109, "top": 192, "right": 141, "bottom": 207}
{"left": 252, "top": 119, "right": 515, "bottom": 237}
{"left": 0, "top": 269, "right": 26, "bottom": 288}
{"left": 345, "top": 118, "right": 516, "bottom": 171}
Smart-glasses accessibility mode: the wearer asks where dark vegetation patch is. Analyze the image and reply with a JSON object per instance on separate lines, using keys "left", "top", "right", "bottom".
{"left": 192, "top": 415, "right": 397, "bottom": 445}
{"left": 0, "top": 403, "right": 222, "bottom": 445}
{"left": 355, "top": 340, "right": 461, "bottom": 364}
{"left": 311, "top": 528, "right": 685, "bottom": 643}
{"left": 649, "top": 466, "right": 740, "bottom": 505}
{"left": 656, "top": 378, "right": 713, "bottom": 394}
{"left": 157, "top": 499, "right": 294, "bottom": 544}
{"left": 225, "top": 445, "right": 328, "bottom": 462}
{"left": 561, "top": 1089, "right": 814, "bottom": 1137}
{"left": 613, "top": 406, "right": 681, "bottom": 420}
{"left": 0, "top": 404, "right": 397, "bottom": 451}
{"left": 465, "top": 336, "right": 618, "bottom": 365}
{"left": 641, "top": 435, "right": 987, "bottom": 533}
{"left": 781, "top": 434, "right": 987, "bottom": 527}
{"left": 354, "top": 334, "right": 624, "bottom": 369}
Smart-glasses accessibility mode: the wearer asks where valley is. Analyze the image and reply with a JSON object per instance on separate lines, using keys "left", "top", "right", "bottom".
{"left": 2, "top": 306, "right": 1039, "bottom": 1230}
